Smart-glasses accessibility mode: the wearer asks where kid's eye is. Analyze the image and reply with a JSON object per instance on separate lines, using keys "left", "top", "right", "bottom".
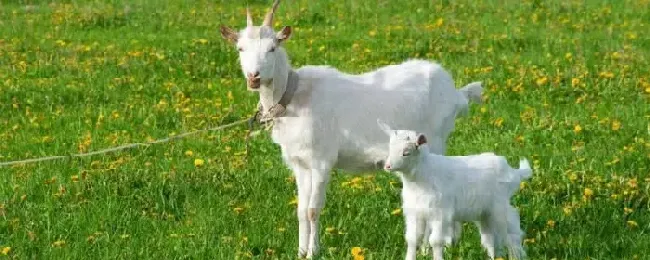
{"left": 238, "top": 47, "right": 243, "bottom": 52}
{"left": 269, "top": 47, "right": 276, "bottom": 52}
{"left": 402, "top": 149, "right": 411, "bottom": 156}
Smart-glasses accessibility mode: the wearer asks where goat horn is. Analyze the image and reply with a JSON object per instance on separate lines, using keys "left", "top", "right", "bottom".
{"left": 246, "top": 7, "right": 254, "bottom": 27}
{"left": 262, "top": 0, "right": 280, "bottom": 27}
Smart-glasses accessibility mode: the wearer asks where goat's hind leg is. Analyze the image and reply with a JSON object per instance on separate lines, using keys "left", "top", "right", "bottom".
{"left": 293, "top": 165, "right": 313, "bottom": 258}
{"left": 419, "top": 222, "right": 431, "bottom": 256}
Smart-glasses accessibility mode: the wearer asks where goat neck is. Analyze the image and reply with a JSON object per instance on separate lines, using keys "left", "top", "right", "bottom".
{"left": 258, "top": 47, "right": 291, "bottom": 113}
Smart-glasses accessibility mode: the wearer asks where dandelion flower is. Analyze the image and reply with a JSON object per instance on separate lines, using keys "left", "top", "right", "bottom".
{"left": 1, "top": 247, "right": 10, "bottom": 255}
{"left": 611, "top": 120, "right": 621, "bottom": 131}
{"left": 573, "top": 124, "right": 582, "bottom": 134}
{"left": 194, "top": 158, "right": 205, "bottom": 167}
{"left": 624, "top": 207, "right": 634, "bottom": 215}
{"left": 51, "top": 240, "right": 66, "bottom": 247}
{"left": 627, "top": 220, "right": 638, "bottom": 228}
{"left": 434, "top": 18, "right": 444, "bottom": 27}
{"left": 571, "top": 78, "right": 580, "bottom": 87}
{"left": 599, "top": 71, "right": 614, "bottom": 79}
{"left": 351, "top": 247, "right": 364, "bottom": 260}
{"left": 584, "top": 188, "right": 594, "bottom": 198}
{"left": 547, "top": 220, "right": 556, "bottom": 228}
{"left": 493, "top": 117, "right": 504, "bottom": 128}
{"left": 185, "top": 150, "right": 194, "bottom": 157}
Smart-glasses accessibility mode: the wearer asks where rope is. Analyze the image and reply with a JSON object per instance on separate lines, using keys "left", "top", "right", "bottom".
{"left": 0, "top": 118, "right": 251, "bottom": 168}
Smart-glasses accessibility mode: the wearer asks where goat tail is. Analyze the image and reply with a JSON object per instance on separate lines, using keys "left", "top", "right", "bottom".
{"left": 516, "top": 157, "right": 533, "bottom": 180}
{"left": 459, "top": 81, "right": 483, "bottom": 104}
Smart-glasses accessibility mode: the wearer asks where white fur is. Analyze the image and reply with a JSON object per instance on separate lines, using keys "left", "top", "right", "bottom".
{"left": 221, "top": 6, "right": 483, "bottom": 258}
{"left": 378, "top": 121, "right": 530, "bottom": 260}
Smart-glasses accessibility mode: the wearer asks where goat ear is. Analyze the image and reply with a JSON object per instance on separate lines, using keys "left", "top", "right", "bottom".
{"left": 276, "top": 26, "right": 292, "bottom": 42}
{"left": 376, "top": 119, "right": 392, "bottom": 136}
{"left": 416, "top": 134, "right": 427, "bottom": 147}
{"left": 220, "top": 25, "right": 239, "bottom": 44}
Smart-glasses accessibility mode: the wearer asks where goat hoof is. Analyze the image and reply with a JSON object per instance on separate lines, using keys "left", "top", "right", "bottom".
{"left": 297, "top": 248, "right": 308, "bottom": 259}
{"left": 419, "top": 245, "right": 430, "bottom": 256}
{"left": 306, "top": 247, "right": 320, "bottom": 259}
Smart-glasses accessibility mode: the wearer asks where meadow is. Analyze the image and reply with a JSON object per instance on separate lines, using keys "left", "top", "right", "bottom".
{"left": 1, "top": 0, "right": 649, "bottom": 259}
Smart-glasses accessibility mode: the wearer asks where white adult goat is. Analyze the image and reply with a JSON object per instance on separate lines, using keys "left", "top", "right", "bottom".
{"left": 219, "top": 1, "right": 483, "bottom": 257}
{"left": 377, "top": 120, "right": 530, "bottom": 260}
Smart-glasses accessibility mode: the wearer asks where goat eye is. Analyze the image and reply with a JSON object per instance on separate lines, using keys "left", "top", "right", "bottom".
{"left": 269, "top": 47, "right": 276, "bottom": 52}
{"left": 238, "top": 47, "right": 243, "bottom": 52}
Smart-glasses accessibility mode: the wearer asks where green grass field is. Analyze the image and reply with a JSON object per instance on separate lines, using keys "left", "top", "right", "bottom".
{"left": 1, "top": 0, "right": 649, "bottom": 259}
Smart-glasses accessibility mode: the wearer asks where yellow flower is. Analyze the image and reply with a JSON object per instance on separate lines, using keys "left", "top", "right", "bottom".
{"left": 563, "top": 206, "right": 573, "bottom": 216}
{"left": 434, "top": 18, "right": 444, "bottom": 27}
{"left": 325, "top": 227, "right": 336, "bottom": 233}
{"left": 368, "top": 30, "right": 377, "bottom": 37}
{"left": 1, "top": 247, "right": 10, "bottom": 255}
{"left": 624, "top": 207, "right": 634, "bottom": 215}
{"left": 565, "top": 52, "right": 572, "bottom": 60}
{"left": 584, "top": 188, "right": 594, "bottom": 198}
{"left": 194, "top": 158, "right": 205, "bottom": 167}
{"left": 233, "top": 207, "right": 244, "bottom": 214}
{"left": 185, "top": 150, "right": 194, "bottom": 157}
{"left": 611, "top": 120, "right": 621, "bottom": 131}
{"left": 493, "top": 117, "right": 504, "bottom": 128}
{"left": 599, "top": 71, "right": 614, "bottom": 79}
{"left": 571, "top": 78, "right": 580, "bottom": 87}
{"left": 573, "top": 124, "right": 582, "bottom": 134}
{"left": 391, "top": 208, "right": 402, "bottom": 215}
{"left": 536, "top": 76, "right": 548, "bottom": 86}
{"left": 627, "top": 220, "right": 638, "bottom": 228}
{"left": 52, "top": 240, "right": 66, "bottom": 247}
{"left": 351, "top": 247, "right": 364, "bottom": 260}
{"left": 547, "top": 220, "right": 556, "bottom": 228}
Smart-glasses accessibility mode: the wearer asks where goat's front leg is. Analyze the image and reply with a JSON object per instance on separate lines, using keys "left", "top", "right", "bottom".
{"left": 294, "top": 167, "right": 312, "bottom": 258}
{"left": 306, "top": 165, "right": 332, "bottom": 258}
{"left": 429, "top": 211, "right": 452, "bottom": 260}
{"left": 405, "top": 214, "right": 425, "bottom": 260}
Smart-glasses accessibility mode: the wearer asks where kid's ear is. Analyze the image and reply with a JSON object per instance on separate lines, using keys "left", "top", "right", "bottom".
{"left": 416, "top": 134, "right": 427, "bottom": 147}
{"left": 376, "top": 119, "right": 393, "bottom": 136}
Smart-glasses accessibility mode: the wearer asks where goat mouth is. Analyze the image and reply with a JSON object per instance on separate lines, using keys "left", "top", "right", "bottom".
{"left": 246, "top": 77, "right": 261, "bottom": 89}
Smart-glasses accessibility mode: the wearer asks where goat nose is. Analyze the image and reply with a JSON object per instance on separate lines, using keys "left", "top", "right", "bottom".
{"left": 384, "top": 164, "right": 391, "bottom": 170}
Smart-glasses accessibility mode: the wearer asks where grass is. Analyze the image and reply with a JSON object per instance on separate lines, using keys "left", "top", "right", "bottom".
{"left": 1, "top": 0, "right": 649, "bottom": 259}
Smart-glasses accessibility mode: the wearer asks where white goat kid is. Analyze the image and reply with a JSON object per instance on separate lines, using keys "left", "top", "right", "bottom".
{"left": 377, "top": 120, "right": 530, "bottom": 260}
{"left": 219, "top": 1, "right": 483, "bottom": 258}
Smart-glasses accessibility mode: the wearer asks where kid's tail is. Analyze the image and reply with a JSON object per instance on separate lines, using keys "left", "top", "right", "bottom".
{"left": 517, "top": 157, "right": 533, "bottom": 180}
{"left": 459, "top": 81, "right": 483, "bottom": 104}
